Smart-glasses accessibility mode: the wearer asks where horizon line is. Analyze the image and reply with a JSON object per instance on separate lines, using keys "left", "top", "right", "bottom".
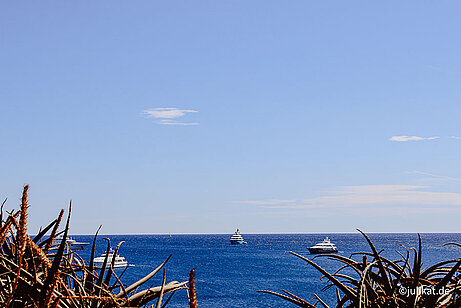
{"left": 41, "top": 231, "right": 461, "bottom": 236}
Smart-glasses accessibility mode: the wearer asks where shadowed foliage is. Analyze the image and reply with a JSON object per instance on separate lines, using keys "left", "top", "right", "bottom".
{"left": 0, "top": 186, "right": 197, "bottom": 307}
{"left": 259, "top": 229, "right": 460, "bottom": 307}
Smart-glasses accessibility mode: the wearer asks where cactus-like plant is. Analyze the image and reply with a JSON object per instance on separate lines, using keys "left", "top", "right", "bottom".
{"left": 259, "top": 229, "right": 461, "bottom": 307}
{"left": 0, "top": 186, "right": 192, "bottom": 307}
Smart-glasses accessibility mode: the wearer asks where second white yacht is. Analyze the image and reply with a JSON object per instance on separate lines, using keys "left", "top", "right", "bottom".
{"left": 308, "top": 237, "right": 338, "bottom": 254}
{"left": 93, "top": 249, "right": 129, "bottom": 268}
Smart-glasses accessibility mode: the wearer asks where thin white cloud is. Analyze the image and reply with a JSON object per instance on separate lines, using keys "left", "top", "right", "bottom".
{"left": 157, "top": 119, "right": 199, "bottom": 126}
{"left": 389, "top": 136, "right": 439, "bottom": 142}
{"left": 337, "top": 206, "right": 461, "bottom": 217}
{"left": 300, "top": 185, "right": 461, "bottom": 208}
{"left": 233, "top": 199, "right": 296, "bottom": 205}
{"left": 143, "top": 108, "right": 199, "bottom": 125}
{"left": 143, "top": 108, "right": 197, "bottom": 119}
{"left": 450, "top": 136, "right": 461, "bottom": 140}
{"left": 412, "top": 171, "right": 461, "bottom": 183}
{"left": 244, "top": 185, "right": 461, "bottom": 210}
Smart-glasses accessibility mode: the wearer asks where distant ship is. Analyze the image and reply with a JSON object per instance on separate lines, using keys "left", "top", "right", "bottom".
{"left": 93, "top": 249, "right": 129, "bottom": 268}
{"left": 53, "top": 236, "right": 89, "bottom": 251}
{"left": 230, "top": 229, "right": 247, "bottom": 245}
{"left": 308, "top": 237, "right": 338, "bottom": 254}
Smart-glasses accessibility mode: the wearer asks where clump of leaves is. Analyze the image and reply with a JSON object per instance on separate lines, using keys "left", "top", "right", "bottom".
{"left": 0, "top": 185, "right": 193, "bottom": 307}
{"left": 259, "top": 229, "right": 461, "bottom": 307}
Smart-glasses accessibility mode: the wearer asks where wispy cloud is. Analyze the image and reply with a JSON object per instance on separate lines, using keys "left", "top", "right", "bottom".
{"left": 156, "top": 119, "right": 199, "bottom": 126}
{"left": 412, "top": 171, "right": 461, "bottom": 183}
{"left": 233, "top": 199, "right": 296, "bottom": 205}
{"left": 450, "top": 136, "right": 461, "bottom": 140}
{"left": 300, "top": 185, "right": 461, "bottom": 208}
{"left": 389, "top": 136, "right": 439, "bottom": 142}
{"left": 143, "top": 108, "right": 199, "bottom": 125}
{"left": 241, "top": 185, "right": 461, "bottom": 210}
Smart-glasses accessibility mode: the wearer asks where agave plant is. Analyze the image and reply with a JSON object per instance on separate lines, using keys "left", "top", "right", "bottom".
{"left": 0, "top": 185, "right": 193, "bottom": 307}
{"left": 259, "top": 229, "right": 461, "bottom": 307}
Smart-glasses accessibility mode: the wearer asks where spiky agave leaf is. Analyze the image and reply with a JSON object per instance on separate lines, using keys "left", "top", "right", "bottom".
{"left": 288, "top": 251, "right": 357, "bottom": 302}
{"left": 357, "top": 229, "right": 393, "bottom": 295}
{"left": 32, "top": 215, "right": 59, "bottom": 244}
{"left": 104, "top": 241, "right": 125, "bottom": 286}
{"left": 257, "top": 290, "right": 316, "bottom": 308}
{"left": 95, "top": 237, "right": 111, "bottom": 295}
{"left": 117, "top": 254, "right": 172, "bottom": 298}
{"left": 422, "top": 258, "right": 461, "bottom": 307}
{"left": 0, "top": 197, "right": 7, "bottom": 227}
{"left": 40, "top": 201, "right": 72, "bottom": 307}
{"left": 260, "top": 231, "right": 461, "bottom": 308}
{"left": 156, "top": 269, "right": 167, "bottom": 308}
{"left": 312, "top": 293, "right": 329, "bottom": 308}
{"left": 44, "top": 209, "right": 64, "bottom": 253}
{"left": 1, "top": 187, "right": 192, "bottom": 308}
{"left": 84, "top": 224, "right": 102, "bottom": 294}
{"left": 123, "top": 281, "right": 187, "bottom": 307}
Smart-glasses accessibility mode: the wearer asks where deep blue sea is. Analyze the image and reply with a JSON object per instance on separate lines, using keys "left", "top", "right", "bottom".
{"left": 70, "top": 233, "right": 461, "bottom": 307}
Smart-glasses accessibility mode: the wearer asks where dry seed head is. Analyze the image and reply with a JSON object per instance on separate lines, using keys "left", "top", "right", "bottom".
{"left": 27, "top": 236, "right": 52, "bottom": 270}
{"left": 18, "top": 185, "right": 29, "bottom": 255}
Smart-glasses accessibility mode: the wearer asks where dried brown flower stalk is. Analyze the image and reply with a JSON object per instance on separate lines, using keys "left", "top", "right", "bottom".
{"left": 188, "top": 268, "right": 198, "bottom": 308}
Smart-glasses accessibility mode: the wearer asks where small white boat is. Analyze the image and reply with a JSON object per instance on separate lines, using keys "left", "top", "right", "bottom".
{"left": 53, "top": 236, "right": 89, "bottom": 250}
{"left": 308, "top": 237, "right": 338, "bottom": 254}
{"left": 93, "top": 249, "right": 129, "bottom": 268}
{"left": 230, "top": 229, "right": 247, "bottom": 245}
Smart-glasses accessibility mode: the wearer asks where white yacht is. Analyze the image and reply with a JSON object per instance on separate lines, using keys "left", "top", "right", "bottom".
{"left": 53, "top": 236, "right": 89, "bottom": 250}
{"left": 308, "top": 237, "right": 338, "bottom": 254}
{"left": 93, "top": 249, "right": 129, "bottom": 268}
{"left": 230, "top": 229, "right": 247, "bottom": 245}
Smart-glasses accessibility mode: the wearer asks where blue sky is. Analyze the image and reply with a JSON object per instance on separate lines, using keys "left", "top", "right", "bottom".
{"left": 1, "top": 2, "right": 461, "bottom": 234}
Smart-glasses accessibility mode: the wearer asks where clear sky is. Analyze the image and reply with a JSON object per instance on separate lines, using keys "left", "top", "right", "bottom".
{"left": 1, "top": 2, "right": 461, "bottom": 234}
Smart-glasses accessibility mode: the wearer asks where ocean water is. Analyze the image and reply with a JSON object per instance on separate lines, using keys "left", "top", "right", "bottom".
{"left": 71, "top": 233, "right": 461, "bottom": 307}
